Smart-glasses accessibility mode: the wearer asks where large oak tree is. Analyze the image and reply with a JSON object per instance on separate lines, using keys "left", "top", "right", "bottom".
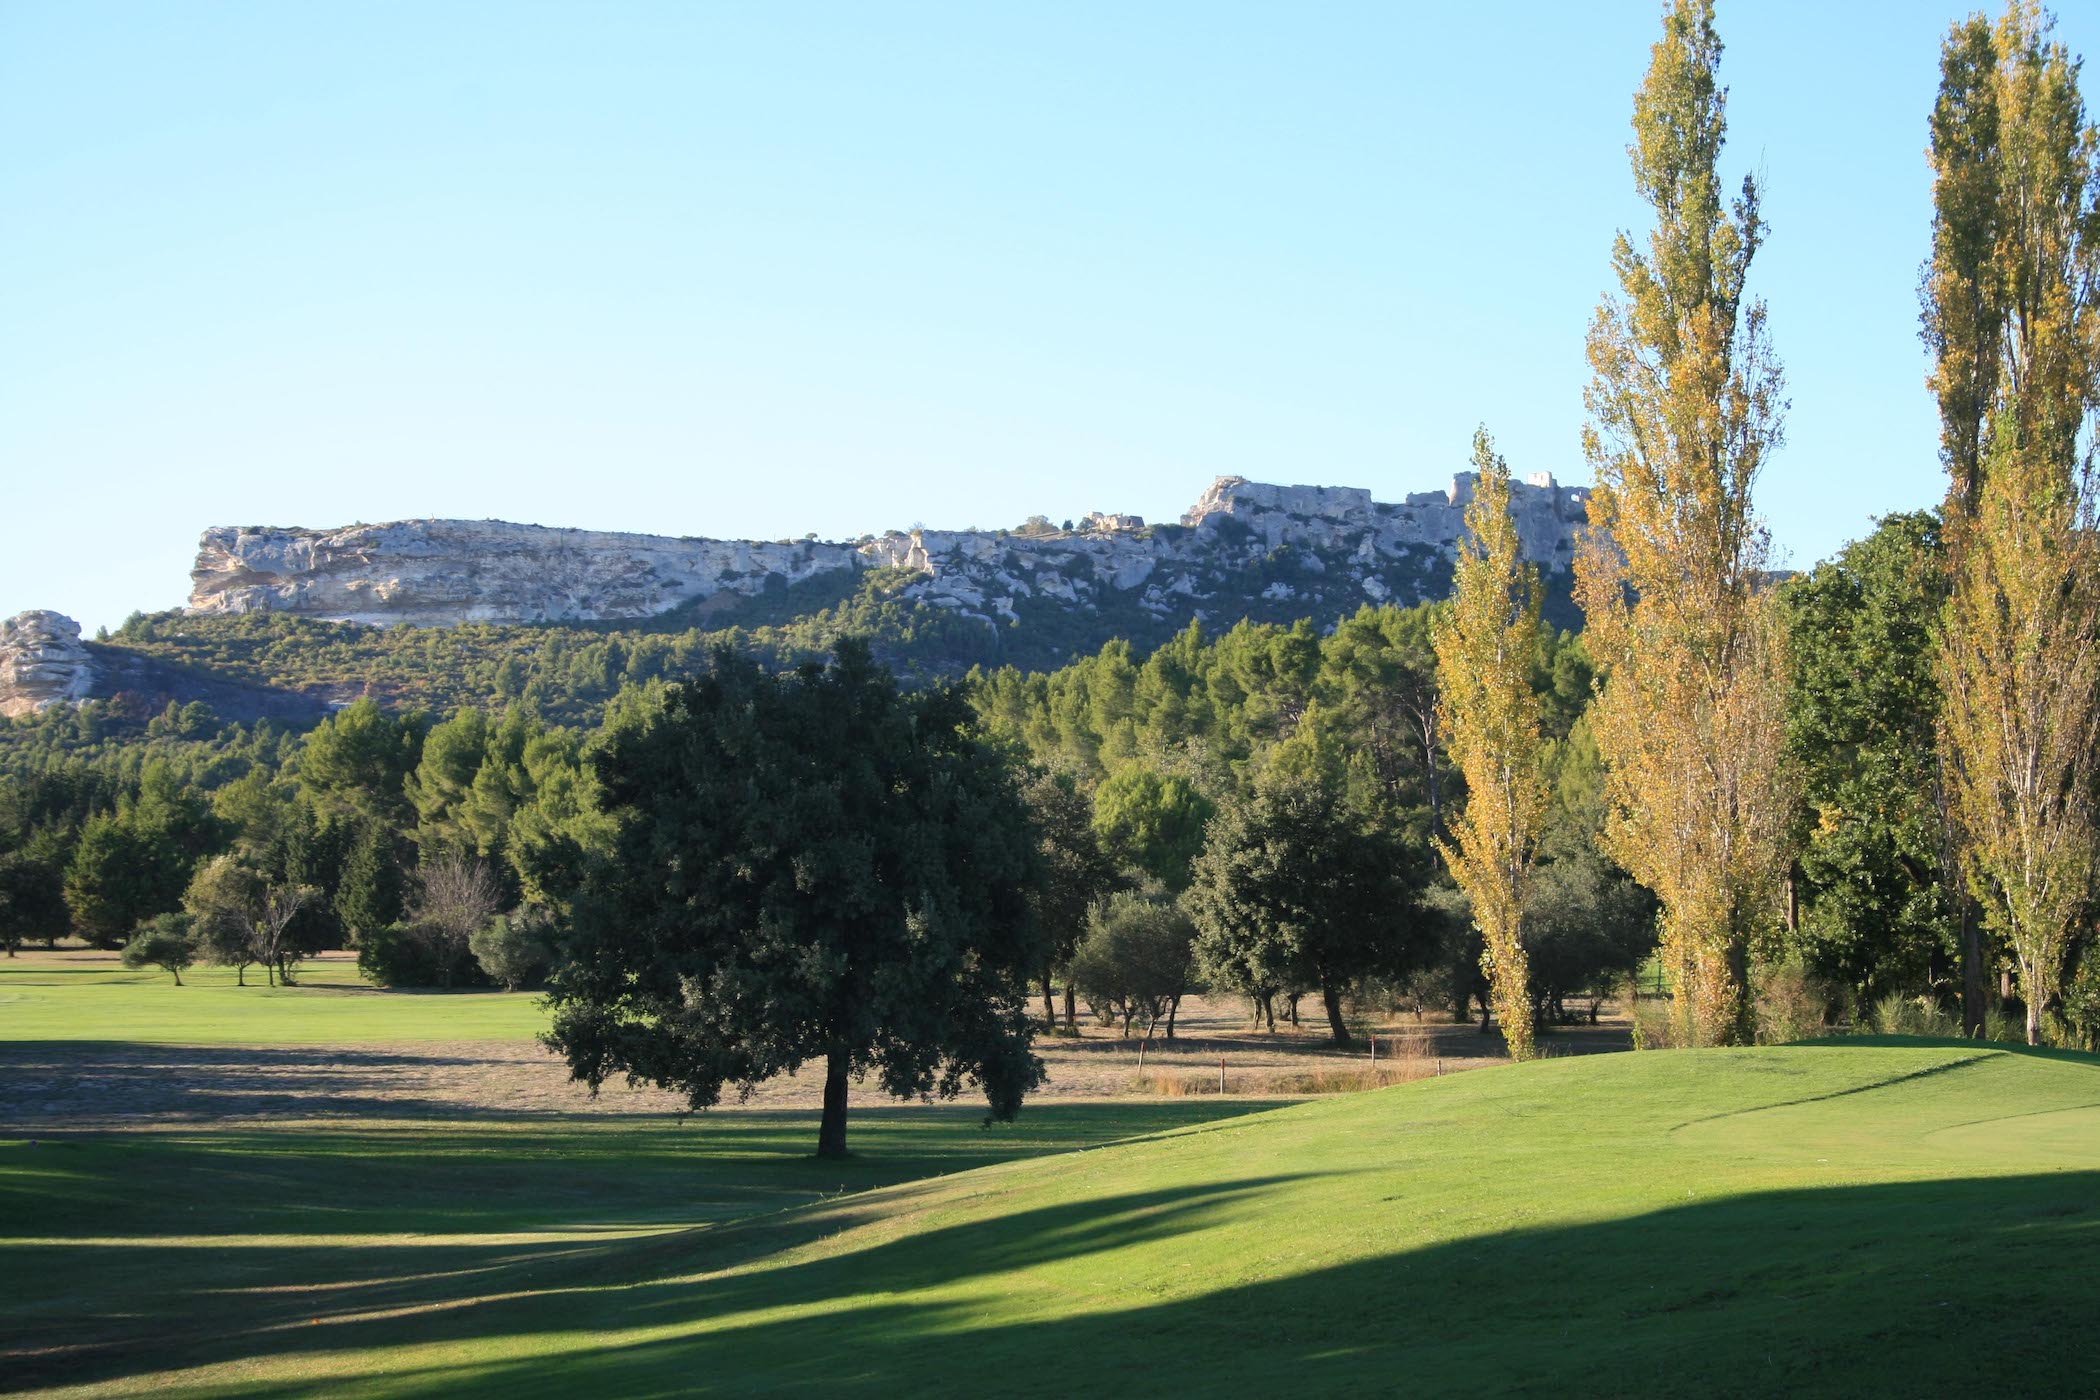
{"left": 547, "top": 641, "right": 1044, "bottom": 1158}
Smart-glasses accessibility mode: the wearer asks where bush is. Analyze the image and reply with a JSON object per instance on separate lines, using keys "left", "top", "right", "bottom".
{"left": 2058, "top": 942, "right": 2100, "bottom": 1051}
{"left": 471, "top": 907, "right": 560, "bottom": 991}
{"left": 1867, "top": 992, "right": 1960, "bottom": 1038}
{"left": 1755, "top": 962, "right": 1841, "bottom": 1044}
{"left": 122, "top": 913, "right": 196, "bottom": 985}
{"left": 357, "top": 920, "right": 489, "bottom": 988}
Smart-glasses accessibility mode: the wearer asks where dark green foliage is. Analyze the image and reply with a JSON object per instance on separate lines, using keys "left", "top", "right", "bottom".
{"left": 547, "top": 641, "right": 1046, "bottom": 1158}
{"left": 64, "top": 813, "right": 172, "bottom": 947}
{"left": 121, "top": 912, "right": 196, "bottom": 984}
{"left": 1018, "top": 769, "right": 1122, "bottom": 1026}
{"left": 0, "top": 829, "right": 71, "bottom": 953}
{"left": 1780, "top": 512, "right": 1955, "bottom": 1002}
{"left": 297, "top": 699, "right": 427, "bottom": 821}
{"left": 356, "top": 920, "right": 478, "bottom": 989}
{"left": 1186, "top": 776, "right": 1428, "bottom": 1046}
{"left": 335, "top": 823, "right": 408, "bottom": 946}
{"left": 2060, "top": 942, "right": 2100, "bottom": 1052}
{"left": 1522, "top": 850, "right": 1658, "bottom": 1020}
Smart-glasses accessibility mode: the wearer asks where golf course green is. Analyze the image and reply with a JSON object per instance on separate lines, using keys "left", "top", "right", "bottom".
{"left": 7, "top": 1039, "right": 2098, "bottom": 1396}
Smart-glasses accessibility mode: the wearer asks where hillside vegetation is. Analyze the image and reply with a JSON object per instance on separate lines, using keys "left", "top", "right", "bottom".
{"left": 7, "top": 1042, "right": 2097, "bottom": 1396}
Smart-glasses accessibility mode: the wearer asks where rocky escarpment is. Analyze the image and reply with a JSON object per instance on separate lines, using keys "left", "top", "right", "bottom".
{"left": 187, "top": 473, "right": 1591, "bottom": 635}
{"left": 0, "top": 611, "right": 95, "bottom": 718}
{"left": 0, "top": 609, "right": 332, "bottom": 725}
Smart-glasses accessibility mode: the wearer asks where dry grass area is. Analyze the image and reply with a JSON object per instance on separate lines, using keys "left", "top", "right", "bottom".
{"left": 0, "top": 959, "right": 1632, "bottom": 1129}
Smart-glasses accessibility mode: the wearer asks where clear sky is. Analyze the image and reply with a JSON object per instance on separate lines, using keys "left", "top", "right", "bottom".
{"left": 5, "top": 1, "right": 2094, "bottom": 632}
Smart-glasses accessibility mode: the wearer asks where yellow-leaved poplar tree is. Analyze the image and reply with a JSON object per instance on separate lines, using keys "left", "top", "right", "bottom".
{"left": 1434, "top": 428, "right": 1546, "bottom": 1061}
{"left": 1933, "top": 2, "right": 2100, "bottom": 1047}
{"left": 1576, "top": 0, "right": 1796, "bottom": 1047}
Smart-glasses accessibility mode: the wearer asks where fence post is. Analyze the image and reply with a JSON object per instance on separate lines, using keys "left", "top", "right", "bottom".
{"left": 1219, "top": 1056, "right": 1226, "bottom": 1095}
{"left": 1369, "top": 1033, "right": 1377, "bottom": 1066}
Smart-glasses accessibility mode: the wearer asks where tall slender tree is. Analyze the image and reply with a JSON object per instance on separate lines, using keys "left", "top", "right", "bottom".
{"left": 1932, "top": 3, "right": 2100, "bottom": 1046}
{"left": 1576, "top": 0, "right": 1795, "bottom": 1046}
{"left": 1923, "top": 11, "right": 2011, "bottom": 1035}
{"left": 1433, "top": 429, "right": 1547, "bottom": 1061}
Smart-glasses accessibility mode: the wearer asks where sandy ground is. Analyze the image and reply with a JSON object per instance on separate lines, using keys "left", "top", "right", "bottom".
{"left": 0, "top": 986, "right": 1632, "bottom": 1130}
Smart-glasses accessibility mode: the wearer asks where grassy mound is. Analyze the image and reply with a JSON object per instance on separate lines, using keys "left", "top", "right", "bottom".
{"left": 8, "top": 1042, "right": 2100, "bottom": 1396}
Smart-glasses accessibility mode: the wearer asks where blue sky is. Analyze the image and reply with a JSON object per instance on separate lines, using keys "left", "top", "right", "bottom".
{"left": 5, "top": 1, "right": 2093, "bottom": 632}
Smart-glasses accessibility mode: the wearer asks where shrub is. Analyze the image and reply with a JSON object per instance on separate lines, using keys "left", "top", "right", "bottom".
{"left": 471, "top": 907, "right": 560, "bottom": 991}
{"left": 1868, "top": 992, "right": 1961, "bottom": 1038}
{"left": 1754, "top": 962, "right": 1840, "bottom": 1044}
{"left": 357, "top": 920, "right": 488, "bottom": 988}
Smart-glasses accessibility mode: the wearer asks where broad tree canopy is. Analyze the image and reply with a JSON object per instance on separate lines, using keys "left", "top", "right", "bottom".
{"left": 547, "top": 640, "right": 1044, "bottom": 1157}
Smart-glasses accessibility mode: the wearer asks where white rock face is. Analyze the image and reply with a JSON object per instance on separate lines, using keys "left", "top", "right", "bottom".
{"left": 185, "top": 474, "right": 1592, "bottom": 631}
{"left": 191, "top": 520, "right": 864, "bottom": 627}
{"left": 0, "top": 611, "right": 95, "bottom": 718}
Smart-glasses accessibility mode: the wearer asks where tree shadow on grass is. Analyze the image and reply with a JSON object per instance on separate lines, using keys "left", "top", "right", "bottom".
{"left": 1, "top": 1100, "right": 1291, "bottom": 1389}
{"left": 200, "top": 1169, "right": 2100, "bottom": 1400}
{"left": 4, "top": 1169, "right": 1314, "bottom": 1393}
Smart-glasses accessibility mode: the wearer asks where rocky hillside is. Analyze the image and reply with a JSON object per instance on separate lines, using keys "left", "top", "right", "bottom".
{"left": 5, "top": 474, "right": 1591, "bottom": 723}
{"left": 1, "top": 610, "right": 329, "bottom": 725}
{"left": 188, "top": 473, "right": 1588, "bottom": 633}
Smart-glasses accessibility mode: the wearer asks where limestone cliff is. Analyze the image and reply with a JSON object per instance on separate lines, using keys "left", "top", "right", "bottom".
{"left": 186, "top": 473, "right": 1590, "bottom": 634}
{"left": 0, "top": 609, "right": 335, "bottom": 724}
{"left": 0, "top": 611, "right": 94, "bottom": 718}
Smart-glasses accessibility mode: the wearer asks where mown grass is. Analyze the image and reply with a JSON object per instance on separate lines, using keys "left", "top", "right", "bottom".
{"left": 0, "top": 955, "right": 546, "bottom": 1044}
{"left": 8, "top": 1041, "right": 2100, "bottom": 1396}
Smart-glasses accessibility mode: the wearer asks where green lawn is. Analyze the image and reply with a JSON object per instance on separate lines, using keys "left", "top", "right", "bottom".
{"left": 8, "top": 1040, "right": 2100, "bottom": 1396}
{"left": 0, "top": 955, "right": 547, "bottom": 1044}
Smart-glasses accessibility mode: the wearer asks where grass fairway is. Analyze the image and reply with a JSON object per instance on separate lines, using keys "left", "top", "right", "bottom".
{"left": 8, "top": 1040, "right": 2100, "bottom": 1397}
{"left": 0, "top": 955, "right": 547, "bottom": 1044}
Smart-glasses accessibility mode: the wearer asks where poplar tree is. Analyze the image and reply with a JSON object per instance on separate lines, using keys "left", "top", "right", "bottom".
{"left": 1931, "top": 3, "right": 2100, "bottom": 1046}
{"left": 1923, "top": 11, "right": 2010, "bottom": 1034}
{"left": 1433, "top": 429, "right": 1546, "bottom": 1061}
{"left": 1576, "top": 0, "right": 1795, "bottom": 1047}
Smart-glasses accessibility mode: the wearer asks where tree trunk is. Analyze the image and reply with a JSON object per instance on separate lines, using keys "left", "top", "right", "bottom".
{"left": 1725, "top": 934, "right": 1753, "bottom": 1046}
{"left": 2026, "top": 997, "right": 2042, "bottom": 1048}
{"left": 1063, "top": 983, "right": 1076, "bottom": 1031}
{"left": 171, "top": 968, "right": 182, "bottom": 985}
{"left": 816, "top": 1047, "right": 852, "bottom": 1159}
{"left": 1042, "top": 970, "right": 1056, "bottom": 1028}
{"left": 1287, "top": 994, "right": 1300, "bottom": 1028}
{"left": 1321, "top": 985, "right": 1351, "bottom": 1048}
{"left": 1960, "top": 898, "right": 1986, "bottom": 1038}
{"left": 1166, "top": 995, "right": 1181, "bottom": 1040}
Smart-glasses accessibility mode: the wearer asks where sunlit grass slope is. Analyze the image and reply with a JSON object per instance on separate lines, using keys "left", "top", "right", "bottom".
{"left": 8, "top": 1041, "right": 2100, "bottom": 1397}
{"left": 0, "top": 956, "right": 547, "bottom": 1044}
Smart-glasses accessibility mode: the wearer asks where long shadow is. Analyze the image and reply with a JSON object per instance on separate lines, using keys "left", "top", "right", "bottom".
{"left": 0, "top": 1108, "right": 1293, "bottom": 1393}
{"left": 4, "top": 1175, "right": 1313, "bottom": 1391}
{"left": 183, "top": 1170, "right": 2100, "bottom": 1400}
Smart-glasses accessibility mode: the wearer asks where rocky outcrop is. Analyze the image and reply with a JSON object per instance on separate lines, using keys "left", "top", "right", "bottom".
{"left": 1, "top": 611, "right": 95, "bottom": 718}
{"left": 0, "top": 609, "right": 334, "bottom": 724}
{"left": 186, "top": 473, "right": 1592, "bottom": 634}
